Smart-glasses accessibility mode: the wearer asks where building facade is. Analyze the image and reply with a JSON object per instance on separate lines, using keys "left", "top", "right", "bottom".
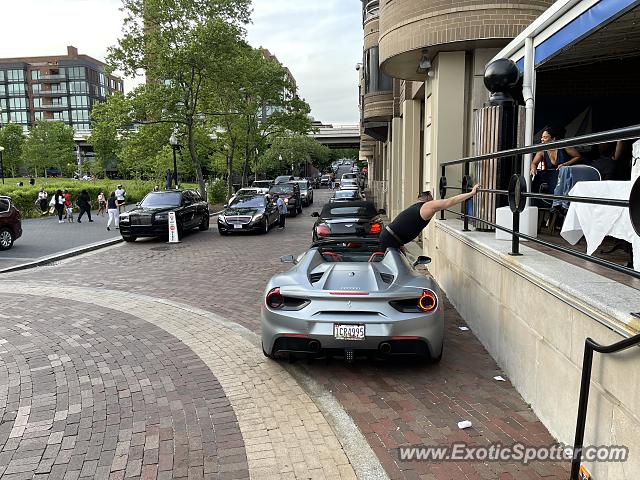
{"left": 360, "top": 2, "right": 640, "bottom": 478}
{"left": 0, "top": 46, "right": 124, "bottom": 133}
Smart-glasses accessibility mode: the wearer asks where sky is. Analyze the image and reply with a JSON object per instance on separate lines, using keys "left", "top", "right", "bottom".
{"left": 0, "top": 0, "right": 362, "bottom": 125}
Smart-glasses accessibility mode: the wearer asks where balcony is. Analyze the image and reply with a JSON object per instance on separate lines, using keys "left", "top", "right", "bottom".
{"left": 363, "top": 91, "right": 393, "bottom": 123}
{"left": 363, "top": 0, "right": 379, "bottom": 24}
{"left": 37, "top": 74, "right": 67, "bottom": 82}
{"left": 33, "top": 90, "right": 67, "bottom": 97}
{"left": 35, "top": 103, "right": 68, "bottom": 111}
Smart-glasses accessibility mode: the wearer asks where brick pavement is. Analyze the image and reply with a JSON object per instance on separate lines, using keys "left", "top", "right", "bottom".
{"left": 2, "top": 189, "right": 572, "bottom": 479}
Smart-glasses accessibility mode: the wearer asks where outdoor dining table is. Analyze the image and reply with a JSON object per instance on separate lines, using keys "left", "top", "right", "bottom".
{"left": 560, "top": 180, "right": 639, "bottom": 272}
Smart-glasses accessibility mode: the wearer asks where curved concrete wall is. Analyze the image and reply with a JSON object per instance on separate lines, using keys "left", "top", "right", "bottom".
{"left": 379, "top": 0, "right": 552, "bottom": 79}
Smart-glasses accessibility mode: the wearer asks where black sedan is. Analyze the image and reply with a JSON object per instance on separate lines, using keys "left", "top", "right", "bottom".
{"left": 217, "top": 194, "right": 279, "bottom": 235}
{"left": 329, "top": 189, "right": 364, "bottom": 203}
{"left": 311, "top": 201, "right": 385, "bottom": 242}
{"left": 119, "top": 189, "right": 209, "bottom": 242}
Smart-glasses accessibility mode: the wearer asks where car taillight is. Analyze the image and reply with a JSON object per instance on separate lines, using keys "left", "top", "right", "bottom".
{"left": 266, "top": 287, "right": 284, "bottom": 309}
{"left": 369, "top": 223, "right": 382, "bottom": 234}
{"left": 316, "top": 225, "right": 330, "bottom": 237}
{"left": 418, "top": 290, "right": 437, "bottom": 312}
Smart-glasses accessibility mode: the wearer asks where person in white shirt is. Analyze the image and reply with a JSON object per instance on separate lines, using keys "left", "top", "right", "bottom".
{"left": 36, "top": 189, "right": 48, "bottom": 215}
{"left": 115, "top": 185, "right": 126, "bottom": 213}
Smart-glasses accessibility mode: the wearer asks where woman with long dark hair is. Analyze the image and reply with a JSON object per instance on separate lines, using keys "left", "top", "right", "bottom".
{"left": 54, "top": 190, "right": 65, "bottom": 223}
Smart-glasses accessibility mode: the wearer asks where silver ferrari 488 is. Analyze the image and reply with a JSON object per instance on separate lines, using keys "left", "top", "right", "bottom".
{"left": 261, "top": 238, "right": 444, "bottom": 363}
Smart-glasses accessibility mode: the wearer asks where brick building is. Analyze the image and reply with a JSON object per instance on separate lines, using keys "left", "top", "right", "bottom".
{"left": 0, "top": 46, "right": 124, "bottom": 133}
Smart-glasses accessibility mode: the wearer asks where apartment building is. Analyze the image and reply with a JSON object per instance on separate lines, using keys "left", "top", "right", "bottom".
{"left": 0, "top": 46, "right": 123, "bottom": 132}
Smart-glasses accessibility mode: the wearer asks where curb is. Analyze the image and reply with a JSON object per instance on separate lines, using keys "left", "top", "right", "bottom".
{"left": 0, "top": 237, "right": 124, "bottom": 274}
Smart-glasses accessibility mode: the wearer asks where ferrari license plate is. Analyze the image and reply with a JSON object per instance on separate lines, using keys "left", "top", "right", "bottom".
{"left": 233, "top": 224, "right": 242, "bottom": 229}
{"left": 334, "top": 324, "right": 365, "bottom": 341}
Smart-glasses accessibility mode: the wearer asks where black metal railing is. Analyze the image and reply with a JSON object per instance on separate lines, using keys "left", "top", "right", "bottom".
{"left": 439, "top": 124, "right": 640, "bottom": 279}
{"left": 571, "top": 333, "right": 640, "bottom": 480}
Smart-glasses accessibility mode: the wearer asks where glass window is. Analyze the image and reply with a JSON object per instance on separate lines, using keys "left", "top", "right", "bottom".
{"left": 70, "top": 96, "right": 89, "bottom": 107}
{"left": 9, "top": 97, "right": 27, "bottom": 109}
{"left": 0, "top": 85, "right": 5, "bottom": 96}
{"left": 0, "top": 98, "right": 6, "bottom": 109}
{"left": 8, "top": 83, "right": 26, "bottom": 95}
{"left": 364, "top": 46, "right": 392, "bottom": 94}
{"left": 31, "top": 70, "right": 40, "bottom": 80}
{"left": 32, "top": 83, "right": 41, "bottom": 93}
{"left": 0, "top": 70, "right": 5, "bottom": 82}
{"left": 51, "top": 111, "right": 69, "bottom": 121}
{"left": 110, "top": 79, "right": 116, "bottom": 89}
{"left": 141, "top": 192, "right": 182, "bottom": 208}
{"left": 1, "top": 112, "right": 8, "bottom": 124}
{"left": 72, "top": 123, "right": 90, "bottom": 131}
{"left": 99, "top": 72, "right": 106, "bottom": 86}
{"left": 10, "top": 111, "right": 29, "bottom": 123}
{"left": 71, "top": 109, "right": 89, "bottom": 122}
{"left": 34, "top": 111, "right": 43, "bottom": 121}
{"left": 69, "top": 81, "right": 88, "bottom": 93}
{"left": 100, "top": 86, "right": 106, "bottom": 97}
{"left": 68, "top": 67, "right": 86, "bottom": 79}
{"left": 7, "top": 69, "right": 25, "bottom": 82}
{"left": 33, "top": 98, "right": 41, "bottom": 108}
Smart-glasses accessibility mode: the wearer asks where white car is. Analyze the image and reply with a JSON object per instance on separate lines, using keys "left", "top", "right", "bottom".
{"left": 251, "top": 180, "right": 273, "bottom": 195}
{"left": 340, "top": 179, "right": 359, "bottom": 191}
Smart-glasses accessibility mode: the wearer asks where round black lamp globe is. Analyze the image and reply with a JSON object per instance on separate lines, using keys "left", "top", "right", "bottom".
{"left": 484, "top": 59, "right": 520, "bottom": 94}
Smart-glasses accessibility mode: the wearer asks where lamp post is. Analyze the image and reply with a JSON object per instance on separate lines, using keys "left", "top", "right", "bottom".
{"left": 0, "top": 146, "right": 5, "bottom": 185}
{"left": 169, "top": 131, "right": 179, "bottom": 189}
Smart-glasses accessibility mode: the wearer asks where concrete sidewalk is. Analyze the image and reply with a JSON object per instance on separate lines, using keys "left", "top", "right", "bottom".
{"left": 0, "top": 212, "right": 121, "bottom": 270}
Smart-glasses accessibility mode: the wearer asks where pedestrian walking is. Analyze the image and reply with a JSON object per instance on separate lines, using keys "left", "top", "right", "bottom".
{"left": 379, "top": 185, "right": 480, "bottom": 252}
{"left": 53, "top": 190, "right": 65, "bottom": 223}
{"left": 330, "top": 172, "right": 336, "bottom": 190}
{"left": 115, "top": 184, "right": 126, "bottom": 213}
{"left": 97, "top": 191, "right": 107, "bottom": 216}
{"left": 275, "top": 194, "right": 286, "bottom": 229}
{"left": 106, "top": 192, "right": 120, "bottom": 231}
{"left": 62, "top": 190, "right": 73, "bottom": 222}
{"left": 36, "top": 188, "right": 48, "bottom": 215}
{"left": 77, "top": 189, "right": 94, "bottom": 223}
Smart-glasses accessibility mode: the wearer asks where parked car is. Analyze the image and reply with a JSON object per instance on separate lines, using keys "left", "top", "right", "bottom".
{"left": 261, "top": 238, "right": 443, "bottom": 362}
{"left": 311, "top": 201, "right": 385, "bottom": 242}
{"left": 274, "top": 175, "right": 295, "bottom": 184}
{"left": 268, "top": 183, "right": 302, "bottom": 216}
{"left": 251, "top": 180, "right": 274, "bottom": 194}
{"left": 329, "top": 189, "right": 364, "bottom": 203}
{"left": 294, "top": 179, "right": 314, "bottom": 207}
{"left": 339, "top": 179, "right": 359, "bottom": 191}
{"left": 0, "top": 196, "right": 22, "bottom": 251}
{"left": 228, "top": 188, "right": 259, "bottom": 204}
{"left": 46, "top": 167, "right": 61, "bottom": 178}
{"left": 320, "top": 174, "right": 332, "bottom": 187}
{"left": 217, "top": 193, "right": 279, "bottom": 235}
{"left": 118, "top": 189, "right": 209, "bottom": 242}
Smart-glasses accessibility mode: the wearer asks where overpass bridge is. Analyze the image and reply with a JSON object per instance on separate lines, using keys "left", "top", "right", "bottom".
{"left": 310, "top": 124, "right": 360, "bottom": 149}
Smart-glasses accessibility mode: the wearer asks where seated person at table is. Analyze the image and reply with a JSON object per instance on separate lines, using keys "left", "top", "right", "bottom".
{"left": 529, "top": 126, "right": 582, "bottom": 176}
{"left": 590, "top": 141, "right": 627, "bottom": 180}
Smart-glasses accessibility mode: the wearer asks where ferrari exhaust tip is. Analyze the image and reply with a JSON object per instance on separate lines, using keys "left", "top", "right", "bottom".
{"left": 308, "top": 340, "right": 321, "bottom": 352}
{"left": 379, "top": 342, "right": 391, "bottom": 354}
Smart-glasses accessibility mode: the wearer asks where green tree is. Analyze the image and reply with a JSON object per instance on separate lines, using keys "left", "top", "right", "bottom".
{"left": 21, "top": 121, "right": 75, "bottom": 176}
{"left": 89, "top": 92, "right": 133, "bottom": 177}
{"left": 107, "top": 0, "right": 250, "bottom": 198}
{"left": 0, "top": 123, "right": 26, "bottom": 177}
{"left": 260, "top": 135, "right": 330, "bottom": 177}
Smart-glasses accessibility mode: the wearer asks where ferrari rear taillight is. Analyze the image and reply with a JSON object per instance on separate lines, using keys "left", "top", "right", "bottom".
{"left": 369, "top": 223, "right": 382, "bottom": 234}
{"left": 418, "top": 290, "right": 437, "bottom": 312}
{"left": 316, "top": 224, "right": 331, "bottom": 237}
{"left": 266, "top": 287, "right": 284, "bottom": 309}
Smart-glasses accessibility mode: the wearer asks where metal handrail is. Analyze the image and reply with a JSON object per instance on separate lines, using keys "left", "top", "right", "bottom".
{"left": 441, "top": 124, "right": 640, "bottom": 167}
{"left": 570, "top": 334, "right": 640, "bottom": 479}
{"left": 439, "top": 124, "right": 640, "bottom": 276}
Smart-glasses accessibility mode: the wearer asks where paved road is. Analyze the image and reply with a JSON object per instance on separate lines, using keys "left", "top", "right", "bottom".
{"left": 0, "top": 189, "right": 570, "bottom": 479}
{"left": 0, "top": 212, "right": 121, "bottom": 269}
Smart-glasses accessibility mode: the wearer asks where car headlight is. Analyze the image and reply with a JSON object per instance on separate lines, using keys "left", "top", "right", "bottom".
{"left": 119, "top": 214, "right": 130, "bottom": 222}
{"left": 252, "top": 213, "right": 263, "bottom": 222}
{"left": 284, "top": 198, "right": 289, "bottom": 204}
{"left": 218, "top": 215, "right": 226, "bottom": 222}
{"left": 154, "top": 213, "right": 169, "bottom": 221}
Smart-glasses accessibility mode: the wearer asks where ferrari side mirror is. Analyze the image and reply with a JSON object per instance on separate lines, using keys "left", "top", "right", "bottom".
{"left": 412, "top": 256, "right": 432, "bottom": 267}
{"left": 280, "top": 255, "right": 296, "bottom": 264}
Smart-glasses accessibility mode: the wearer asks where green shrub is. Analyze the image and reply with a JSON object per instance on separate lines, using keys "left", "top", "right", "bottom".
{"left": 0, "top": 179, "right": 166, "bottom": 219}
{"left": 208, "top": 178, "right": 227, "bottom": 204}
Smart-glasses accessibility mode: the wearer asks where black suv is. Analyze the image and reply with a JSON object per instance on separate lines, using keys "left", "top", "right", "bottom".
{"left": 268, "top": 182, "right": 302, "bottom": 216}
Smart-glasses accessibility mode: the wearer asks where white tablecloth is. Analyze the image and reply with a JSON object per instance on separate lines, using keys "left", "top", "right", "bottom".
{"left": 561, "top": 181, "right": 639, "bottom": 271}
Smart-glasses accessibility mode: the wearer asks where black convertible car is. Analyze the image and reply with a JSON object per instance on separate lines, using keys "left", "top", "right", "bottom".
{"left": 119, "top": 189, "right": 209, "bottom": 242}
{"left": 311, "top": 201, "right": 385, "bottom": 242}
{"left": 217, "top": 193, "right": 280, "bottom": 235}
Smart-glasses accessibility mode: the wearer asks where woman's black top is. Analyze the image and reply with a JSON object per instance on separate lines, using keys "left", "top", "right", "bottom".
{"left": 107, "top": 197, "right": 118, "bottom": 209}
